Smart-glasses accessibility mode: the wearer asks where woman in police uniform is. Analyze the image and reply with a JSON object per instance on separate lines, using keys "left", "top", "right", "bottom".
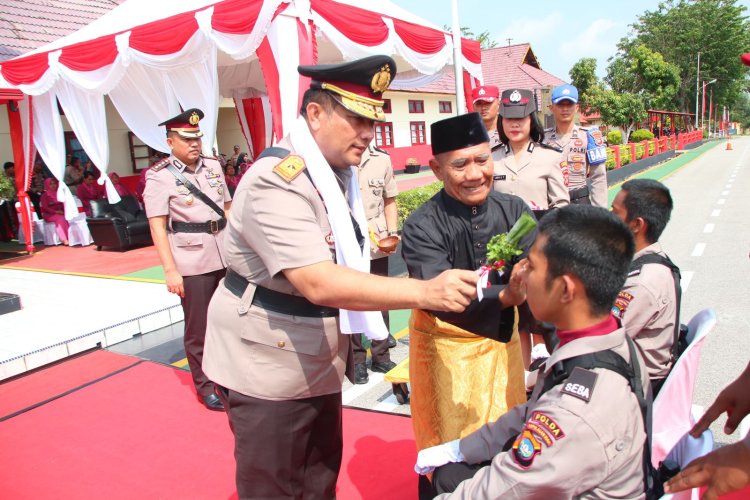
{"left": 492, "top": 88, "right": 569, "bottom": 218}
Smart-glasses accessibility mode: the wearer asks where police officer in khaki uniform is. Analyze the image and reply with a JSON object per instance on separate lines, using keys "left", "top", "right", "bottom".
{"left": 544, "top": 84, "right": 608, "bottom": 207}
{"left": 415, "top": 206, "right": 649, "bottom": 499}
{"left": 351, "top": 143, "right": 399, "bottom": 384}
{"left": 611, "top": 179, "right": 678, "bottom": 395}
{"left": 201, "top": 55, "right": 478, "bottom": 499}
{"left": 471, "top": 85, "right": 501, "bottom": 151}
{"left": 143, "top": 108, "right": 231, "bottom": 411}
{"left": 492, "top": 88, "right": 569, "bottom": 216}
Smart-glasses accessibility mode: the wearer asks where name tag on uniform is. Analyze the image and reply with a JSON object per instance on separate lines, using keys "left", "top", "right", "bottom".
{"left": 561, "top": 367, "right": 598, "bottom": 403}
{"left": 493, "top": 175, "right": 506, "bottom": 181}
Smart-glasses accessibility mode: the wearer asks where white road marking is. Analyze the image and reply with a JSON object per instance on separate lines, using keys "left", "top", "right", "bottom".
{"left": 726, "top": 184, "right": 733, "bottom": 188}
{"left": 681, "top": 271, "right": 694, "bottom": 292}
{"left": 711, "top": 209, "right": 721, "bottom": 217}
{"left": 342, "top": 372, "right": 386, "bottom": 404}
{"left": 722, "top": 190, "right": 729, "bottom": 195}
{"left": 703, "top": 223, "right": 715, "bottom": 233}
{"left": 717, "top": 199, "right": 726, "bottom": 205}
{"left": 373, "top": 393, "right": 401, "bottom": 412}
{"left": 692, "top": 243, "right": 706, "bottom": 257}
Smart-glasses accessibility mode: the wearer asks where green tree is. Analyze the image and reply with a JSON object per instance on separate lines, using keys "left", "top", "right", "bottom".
{"left": 588, "top": 86, "right": 648, "bottom": 143}
{"left": 443, "top": 25, "right": 498, "bottom": 49}
{"left": 606, "top": 44, "right": 681, "bottom": 110}
{"left": 621, "top": 0, "right": 750, "bottom": 117}
{"left": 569, "top": 58, "right": 599, "bottom": 112}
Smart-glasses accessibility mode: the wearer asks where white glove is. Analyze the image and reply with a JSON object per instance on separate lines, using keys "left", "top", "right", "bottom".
{"left": 530, "top": 343, "right": 550, "bottom": 362}
{"left": 414, "top": 439, "right": 464, "bottom": 475}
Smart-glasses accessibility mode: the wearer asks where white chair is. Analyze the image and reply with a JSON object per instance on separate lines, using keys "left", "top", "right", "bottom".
{"left": 652, "top": 309, "right": 717, "bottom": 467}
{"left": 68, "top": 213, "right": 93, "bottom": 246}
{"left": 15, "top": 202, "right": 45, "bottom": 245}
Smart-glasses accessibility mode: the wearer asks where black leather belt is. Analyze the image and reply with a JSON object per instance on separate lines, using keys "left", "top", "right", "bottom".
{"left": 224, "top": 268, "right": 339, "bottom": 318}
{"left": 172, "top": 219, "right": 226, "bottom": 234}
{"left": 569, "top": 186, "right": 590, "bottom": 202}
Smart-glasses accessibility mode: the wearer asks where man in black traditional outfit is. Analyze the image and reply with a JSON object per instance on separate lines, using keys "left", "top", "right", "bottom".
{"left": 401, "top": 112, "right": 536, "bottom": 497}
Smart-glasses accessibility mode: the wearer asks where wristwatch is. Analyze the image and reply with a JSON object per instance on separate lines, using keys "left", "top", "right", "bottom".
{"left": 388, "top": 230, "right": 398, "bottom": 236}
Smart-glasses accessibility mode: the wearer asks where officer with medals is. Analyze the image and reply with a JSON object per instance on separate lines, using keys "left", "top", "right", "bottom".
{"left": 143, "top": 108, "right": 231, "bottom": 411}
{"left": 415, "top": 206, "right": 650, "bottom": 500}
{"left": 492, "top": 88, "right": 569, "bottom": 219}
{"left": 544, "top": 84, "right": 608, "bottom": 207}
{"left": 201, "top": 55, "right": 478, "bottom": 499}
{"left": 471, "top": 85, "right": 501, "bottom": 151}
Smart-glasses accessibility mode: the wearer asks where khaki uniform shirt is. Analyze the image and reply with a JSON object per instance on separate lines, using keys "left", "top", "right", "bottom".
{"left": 544, "top": 124, "right": 608, "bottom": 208}
{"left": 492, "top": 142, "right": 570, "bottom": 210}
{"left": 488, "top": 129, "right": 501, "bottom": 152}
{"left": 202, "top": 138, "right": 350, "bottom": 401}
{"left": 439, "top": 327, "right": 647, "bottom": 499}
{"left": 357, "top": 145, "right": 398, "bottom": 260}
{"left": 143, "top": 155, "right": 230, "bottom": 277}
{"left": 614, "top": 243, "right": 677, "bottom": 381}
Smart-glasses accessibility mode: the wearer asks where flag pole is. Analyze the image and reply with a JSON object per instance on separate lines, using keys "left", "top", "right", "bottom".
{"left": 451, "top": 0, "right": 465, "bottom": 114}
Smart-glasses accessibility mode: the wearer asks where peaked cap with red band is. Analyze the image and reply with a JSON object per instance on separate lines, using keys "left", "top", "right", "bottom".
{"left": 159, "top": 108, "right": 204, "bottom": 138}
{"left": 298, "top": 55, "right": 397, "bottom": 122}
{"left": 499, "top": 88, "right": 537, "bottom": 119}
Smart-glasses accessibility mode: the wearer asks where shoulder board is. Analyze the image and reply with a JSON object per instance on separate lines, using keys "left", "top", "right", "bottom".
{"left": 200, "top": 154, "right": 219, "bottom": 161}
{"left": 373, "top": 146, "right": 390, "bottom": 155}
{"left": 543, "top": 127, "right": 554, "bottom": 133}
{"left": 560, "top": 366, "right": 598, "bottom": 403}
{"left": 538, "top": 142, "right": 563, "bottom": 153}
{"left": 150, "top": 158, "right": 170, "bottom": 171}
{"left": 491, "top": 143, "right": 503, "bottom": 152}
{"left": 273, "top": 154, "right": 306, "bottom": 183}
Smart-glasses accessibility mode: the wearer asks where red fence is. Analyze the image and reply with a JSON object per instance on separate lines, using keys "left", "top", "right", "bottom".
{"left": 608, "top": 130, "right": 703, "bottom": 169}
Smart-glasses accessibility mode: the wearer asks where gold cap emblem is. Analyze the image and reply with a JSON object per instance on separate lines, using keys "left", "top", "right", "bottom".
{"left": 371, "top": 65, "right": 392, "bottom": 94}
{"left": 189, "top": 112, "right": 200, "bottom": 126}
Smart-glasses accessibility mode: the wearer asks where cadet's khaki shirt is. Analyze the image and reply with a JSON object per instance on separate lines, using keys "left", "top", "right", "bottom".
{"left": 438, "top": 327, "right": 647, "bottom": 499}
{"left": 357, "top": 145, "right": 398, "bottom": 259}
{"left": 492, "top": 142, "right": 570, "bottom": 210}
{"left": 143, "top": 155, "right": 230, "bottom": 277}
{"left": 202, "top": 139, "right": 349, "bottom": 401}
{"left": 488, "top": 129, "right": 501, "bottom": 152}
{"left": 615, "top": 243, "right": 678, "bottom": 381}
{"left": 544, "top": 124, "right": 608, "bottom": 208}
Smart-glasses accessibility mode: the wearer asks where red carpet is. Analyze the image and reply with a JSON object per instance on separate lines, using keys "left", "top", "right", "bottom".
{"left": 0, "top": 350, "right": 140, "bottom": 420}
{"left": 0, "top": 244, "right": 162, "bottom": 276}
{"left": 0, "top": 358, "right": 417, "bottom": 499}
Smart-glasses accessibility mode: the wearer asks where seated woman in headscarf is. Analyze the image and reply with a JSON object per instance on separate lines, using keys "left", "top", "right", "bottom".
{"left": 40, "top": 177, "right": 69, "bottom": 245}
{"left": 76, "top": 172, "right": 104, "bottom": 216}
{"left": 109, "top": 172, "right": 133, "bottom": 198}
{"left": 224, "top": 163, "right": 240, "bottom": 197}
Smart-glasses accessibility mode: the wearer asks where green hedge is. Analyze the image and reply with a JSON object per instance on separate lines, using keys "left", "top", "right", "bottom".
{"left": 607, "top": 130, "right": 622, "bottom": 145}
{"left": 630, "top": 129, "right": 655, "bottom": 142}
{"left": 397, "top": 181, "right": 443, "bottom": 229}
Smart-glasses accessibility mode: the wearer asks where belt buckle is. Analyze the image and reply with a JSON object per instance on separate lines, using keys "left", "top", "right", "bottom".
{"left": 210, "top": 220, "right": 219, "bottom": 234}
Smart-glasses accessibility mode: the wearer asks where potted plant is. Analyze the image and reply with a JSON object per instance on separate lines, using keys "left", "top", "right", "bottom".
{"left": 404, "top": 157, "right": 420, "bottom": 174}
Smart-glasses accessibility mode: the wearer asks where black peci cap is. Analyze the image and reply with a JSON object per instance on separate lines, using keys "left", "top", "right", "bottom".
{"left": 158, "top": 108, "right": 204, "bottom": 138}
{"left": 431, "top": 112, "right": 490, "bottom": 156}
{"left": 298, "top": 55, "right": 396, "bottom": 121}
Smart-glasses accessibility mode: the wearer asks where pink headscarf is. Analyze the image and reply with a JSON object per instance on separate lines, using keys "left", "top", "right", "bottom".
{"left": 43, "top": 178, "right": 61, "bottom": 202}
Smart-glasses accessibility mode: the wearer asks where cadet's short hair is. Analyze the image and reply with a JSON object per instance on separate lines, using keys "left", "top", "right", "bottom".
{"left": 83, "top": 171, "right": 95, "bottom": 180}
{"left": 299, "top": 89, "right": 337, "bottom": 118}
{"left": 538, "top": 205, "right": 634, "bottom": 316}
{"left": 620, "top": 179, "right": 673, "bottom": 243}
{"left": 497, "top": 113, "right": 545, "bottom": 144}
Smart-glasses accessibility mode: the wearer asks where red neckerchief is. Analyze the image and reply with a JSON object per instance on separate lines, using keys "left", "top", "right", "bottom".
{"left": 556, "top": 314, "right": 619, "bottom": 348}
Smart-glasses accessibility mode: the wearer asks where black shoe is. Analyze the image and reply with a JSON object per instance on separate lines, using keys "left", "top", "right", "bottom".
{"left": 202, "top": 393, "right": 225, "bottom": 411}
{"left": 387, "top": 334, "right": 397, "bottom": 349}
{"left": 354, "top": 363, "right": 369, "bottom": 384}
{"left": 370, "top": 360, "right": 397, "bottom": 374}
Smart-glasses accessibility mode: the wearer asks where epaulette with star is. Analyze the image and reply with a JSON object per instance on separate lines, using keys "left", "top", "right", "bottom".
{"left": 273, "top": 154, "right": 306, "bottom": 183}
{"left": 150, "top": 158, "right": 170, "bottom": 171}
{"left": 200, "top": 153, "right": 220, "bottom": 161}
{"left": 538, "top": 142, "right": 563, "bottom": 153}
{"left": 373, "top": 146, "right": 390, "bottom": 155}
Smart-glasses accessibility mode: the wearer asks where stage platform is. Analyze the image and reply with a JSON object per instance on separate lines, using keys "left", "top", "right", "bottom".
{"left": 0, "top": 268, "right": 180, "bottom": 380}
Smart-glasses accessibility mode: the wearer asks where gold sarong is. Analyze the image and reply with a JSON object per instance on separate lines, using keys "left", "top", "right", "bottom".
{"left": 409, "top": 308, "right": 526, "bottom": 451}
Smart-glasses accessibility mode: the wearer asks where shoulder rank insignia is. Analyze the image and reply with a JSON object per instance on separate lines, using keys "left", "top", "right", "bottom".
{"left": 539, "top": 142, "right": 563, "bottom": 153}
{"left": 373, "top": 146, "right": 390, "bottom": 155}
{"left": 561, "top": 366, "right": 598, "bottom": 403}
{"left": 273, "top": 154, "right": 306, "bottom": 183}
{"left": 150, "top": 158, "right": 170, "bottom": 171}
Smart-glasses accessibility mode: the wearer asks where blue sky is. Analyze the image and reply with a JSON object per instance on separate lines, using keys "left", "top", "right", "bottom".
{"left": 391, "top": 0, "right": 750, "bottom": 81}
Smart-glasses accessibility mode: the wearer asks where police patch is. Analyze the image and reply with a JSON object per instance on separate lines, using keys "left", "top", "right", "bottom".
{"left": 559, "top": 161, "right": 569, "bottom": 187}
{"left": 512, "top": 429, "right": 542, "bottom": 468}
{"left": 611, "top": 291, "right": 633, "bottom": 318}
{"left": 561, "top": 367, "right": 598, "bottom": 403}
{"left": 529, "top": 411, "right": 566, "bottom": 441}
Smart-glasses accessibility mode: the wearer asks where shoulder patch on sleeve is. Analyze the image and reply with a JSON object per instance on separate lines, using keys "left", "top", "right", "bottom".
{"left": 272, "top": 154, "right": 306, "bottom": 183}
{"left": 150, "top": 158, "right": 170, "bottom": 171}
{"left": 611, "top": 291, "right": 634, "bottom": 318}
{"left": 539, "top": 142, "right": 563, "bottom": 153}
{"left": 528, "top": 411, "right": 566, "bottom": 441}
{"left": 561, "top": 366, "right": 598, "bottom": 402}
{"left": 511, "top": 429, "right": 543, "bottom": 468}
